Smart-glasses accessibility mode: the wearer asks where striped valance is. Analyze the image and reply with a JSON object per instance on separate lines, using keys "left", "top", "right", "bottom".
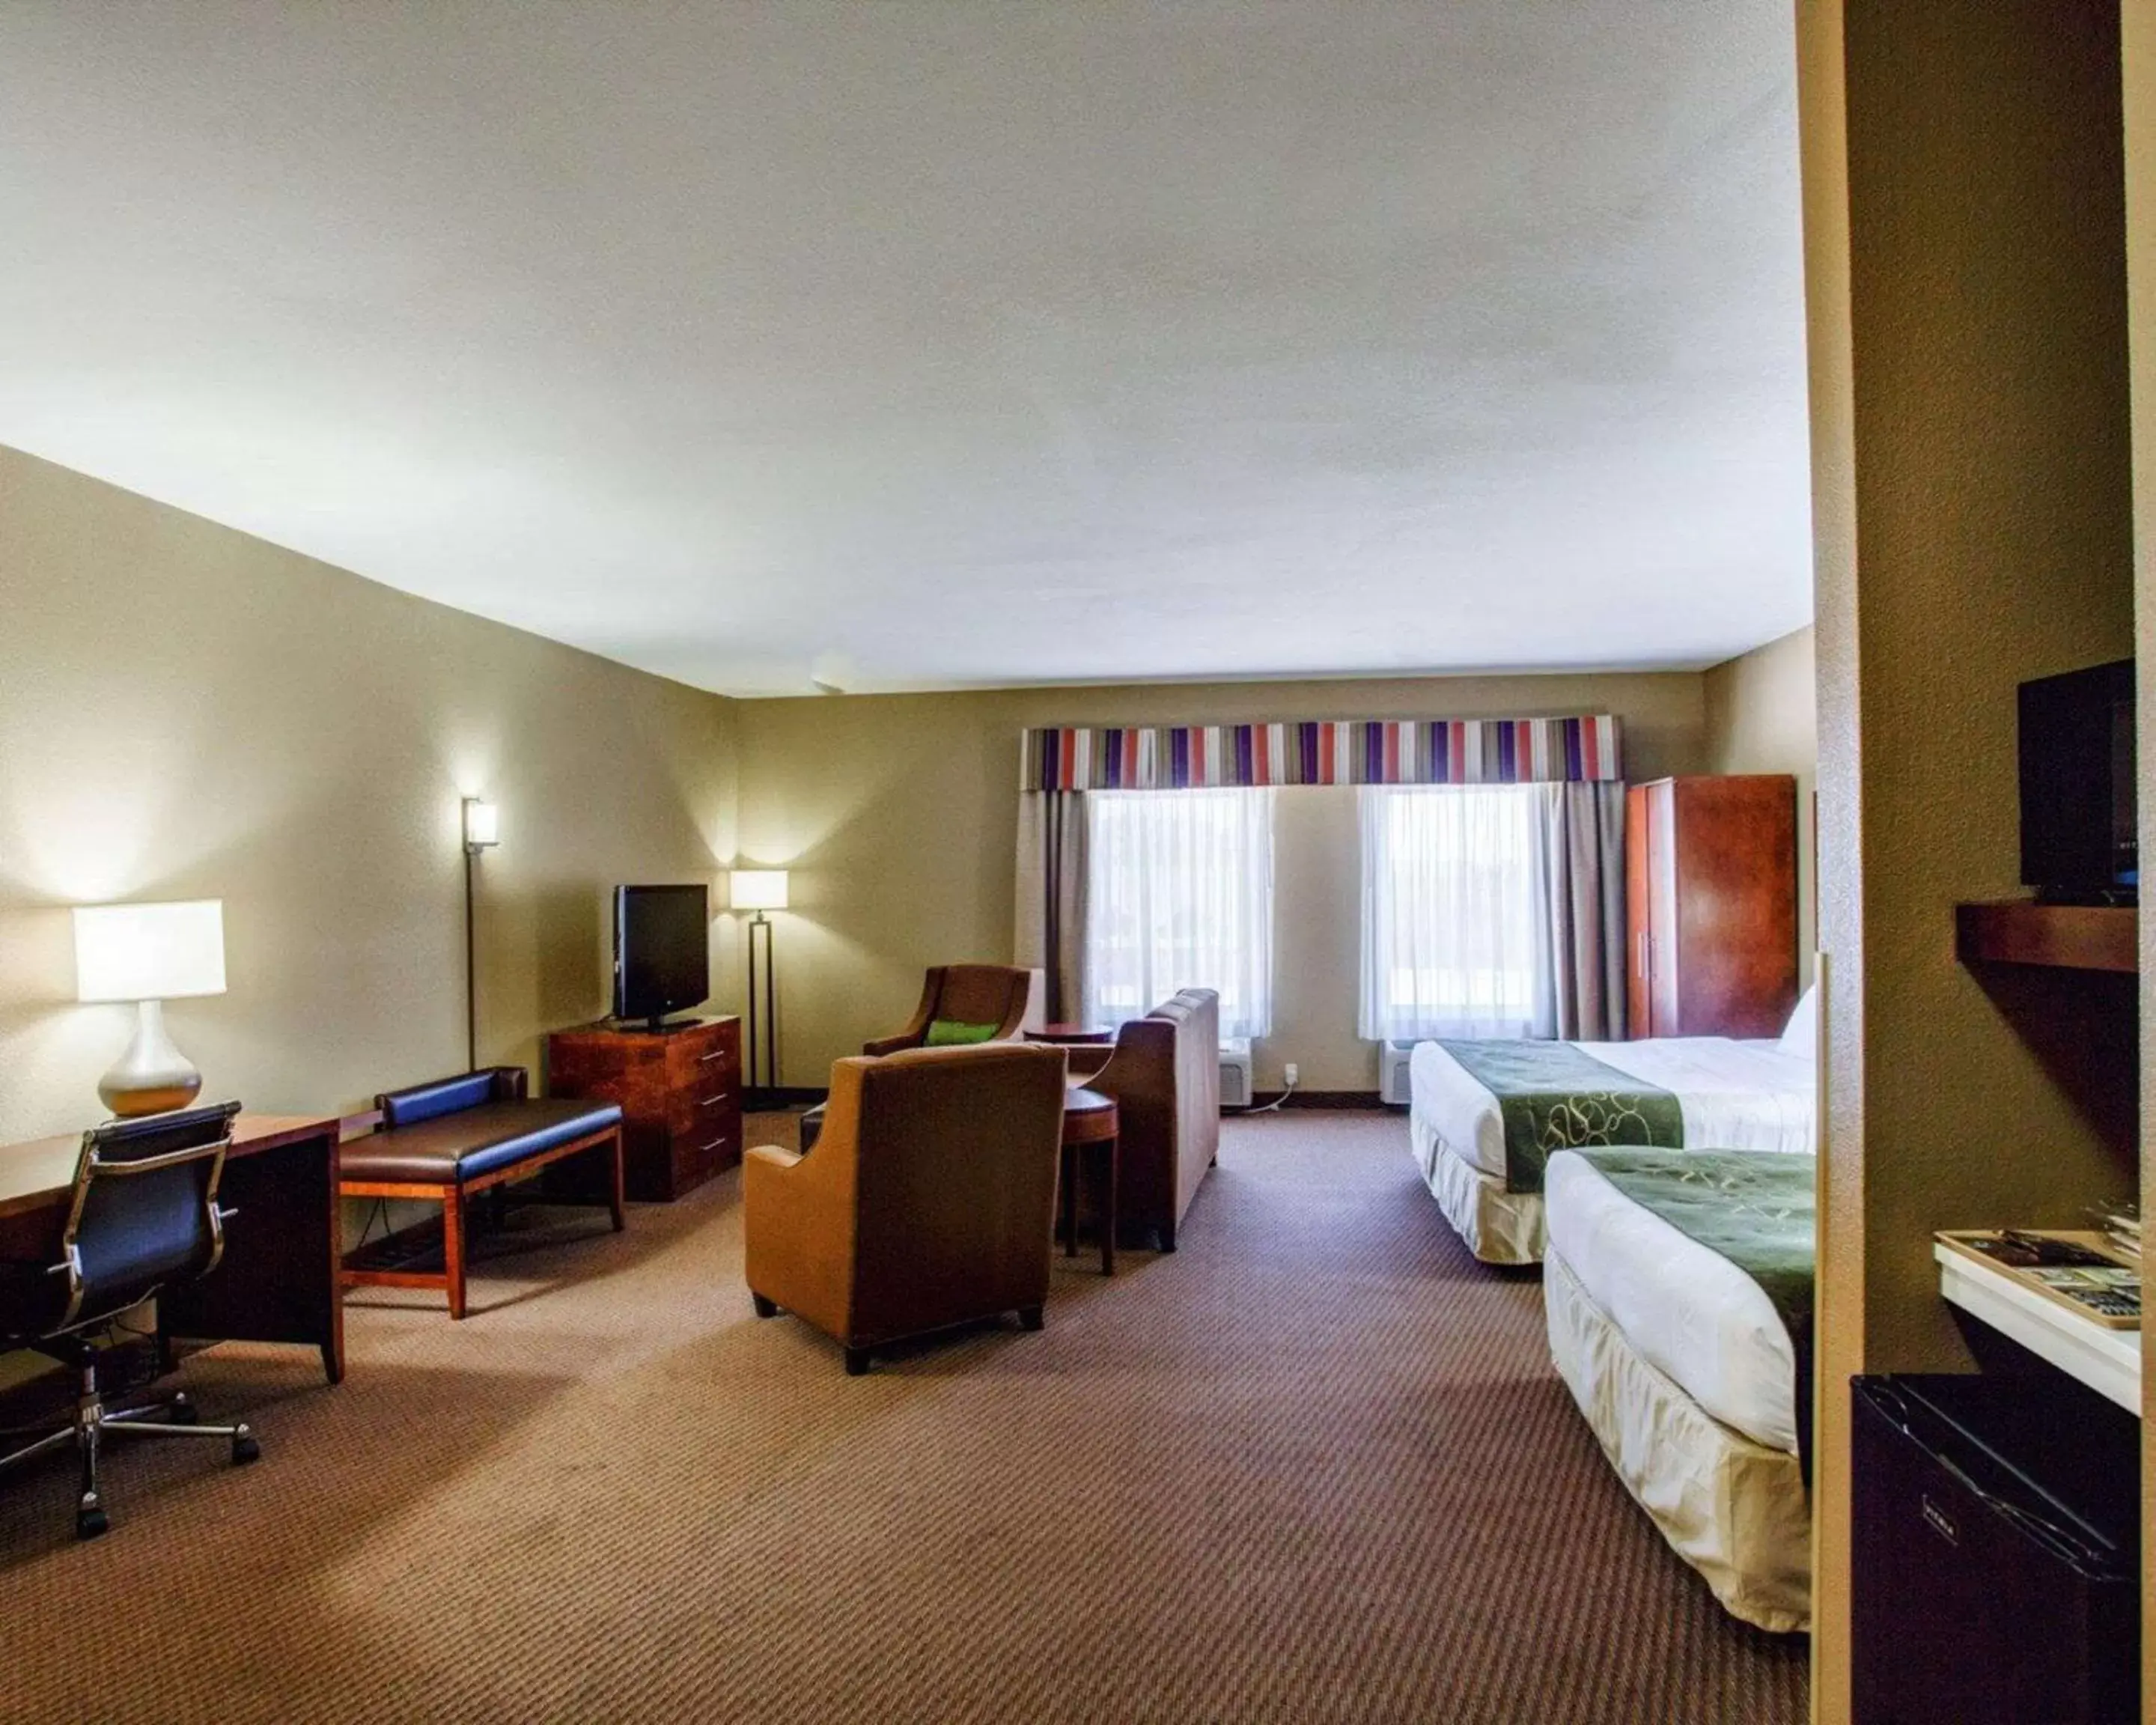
{"left": 1021, "top": 717, "right": 1620, "bottom": 791}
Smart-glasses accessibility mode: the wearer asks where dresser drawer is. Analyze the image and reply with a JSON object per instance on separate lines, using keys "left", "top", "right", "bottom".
{"left": 670, "top": 1078, "right": 739, "bottom": 1139}
{"left": 667, "top": 1029, "right": 738, "bottom": 1085}
{"left": 678, "top": 1121, "right": 738, "bottom": 1183}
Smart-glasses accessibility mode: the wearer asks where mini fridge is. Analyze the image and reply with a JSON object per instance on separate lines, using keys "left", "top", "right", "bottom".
{"left": 1851, "top": 1373, "right": 2138, "bottom": 1725}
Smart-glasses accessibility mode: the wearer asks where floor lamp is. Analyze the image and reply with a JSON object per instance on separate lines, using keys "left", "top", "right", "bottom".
{"left": 731, "top": 870, "right": 788, "bottom": 1101}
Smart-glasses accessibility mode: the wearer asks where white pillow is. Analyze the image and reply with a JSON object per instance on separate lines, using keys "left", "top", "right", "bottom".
{"left": 1778, "top": 983, "right": 1819, "bottom": 1060}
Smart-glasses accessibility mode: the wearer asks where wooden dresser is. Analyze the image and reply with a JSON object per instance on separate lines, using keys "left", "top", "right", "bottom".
{"left": 1624, "top": 775, "right": 1797, "bottom": 1039}
{"left": 546, "top": 1017, "right": 743, "bottom": 1200}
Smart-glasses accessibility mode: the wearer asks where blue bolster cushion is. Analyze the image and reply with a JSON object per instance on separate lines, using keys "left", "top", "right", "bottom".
{"left": 380, "top": 1071, "right": 499, "bottom": 1128}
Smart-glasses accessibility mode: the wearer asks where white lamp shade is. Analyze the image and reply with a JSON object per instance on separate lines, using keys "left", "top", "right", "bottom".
{"left": 730, "top": 869, "right": 790, "bottom": 912}
{"left": 74, "top": 899, "right": 227, "bottom": 1003}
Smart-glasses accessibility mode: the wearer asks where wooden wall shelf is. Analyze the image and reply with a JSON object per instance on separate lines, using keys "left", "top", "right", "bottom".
{"left": 1955, "top": 901, "right": 2137, "bottom": 973}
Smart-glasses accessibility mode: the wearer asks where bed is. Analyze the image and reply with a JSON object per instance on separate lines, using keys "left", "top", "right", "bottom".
{"left": 1542, "top": 1146, "right": 1814, "bottom": 1633}
{"left": 1407, "top": 990, "right": 1817, "bottom": 1264}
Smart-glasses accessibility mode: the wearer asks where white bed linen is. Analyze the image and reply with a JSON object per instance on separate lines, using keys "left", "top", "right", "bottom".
{"left": 1544, "top": 1149, "right": 1800, "bottom": 1455}
{"left": 1410, "top": 1113, "right": 1546, "bottom": 1263}
{"left": 1583, "top": 1038, "right": 1815, "bottom": 1157}
{"left": 1407, "top": 1035, "right": 1815, "bottom": 1181}
{"left": 1544, "top": 1244, "right": 1810, "bottom": 1633}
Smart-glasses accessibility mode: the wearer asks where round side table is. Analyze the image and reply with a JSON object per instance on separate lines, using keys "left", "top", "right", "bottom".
{"left": 1059, "top": 1086, "right": 1120, "bottom": 1275}
{"left": 1027, "top": 1023, "right": 1114, "bottom": 1047}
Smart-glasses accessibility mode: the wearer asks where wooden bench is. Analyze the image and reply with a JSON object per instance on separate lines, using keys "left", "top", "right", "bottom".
{"left": 340, "top": 1067, "right": 624, "bottom": 1319}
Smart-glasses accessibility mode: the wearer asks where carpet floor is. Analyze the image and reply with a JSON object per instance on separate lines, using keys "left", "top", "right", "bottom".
{"left": 0, "top": 1111, "right": 1806, "bottom": 1724}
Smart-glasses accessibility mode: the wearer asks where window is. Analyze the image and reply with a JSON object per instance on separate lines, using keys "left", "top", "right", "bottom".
{"left": 1084, "top": 788, "right": 1274, "bottom": 1039}
{"left": 1358, "top": 784, "right": 1549, "bottom": 1041}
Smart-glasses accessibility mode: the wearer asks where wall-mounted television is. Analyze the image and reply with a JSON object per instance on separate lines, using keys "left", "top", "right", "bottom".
{"left": 2019, "top": 658, "right": 2136, "bottom": 904}
{"left": 612, "top": 883, "right": 710, "bottom": 1029}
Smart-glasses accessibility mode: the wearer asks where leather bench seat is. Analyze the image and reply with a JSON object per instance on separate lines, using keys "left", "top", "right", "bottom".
{"left": 341, "top": 1098, "right": 625, "bottom": 1185}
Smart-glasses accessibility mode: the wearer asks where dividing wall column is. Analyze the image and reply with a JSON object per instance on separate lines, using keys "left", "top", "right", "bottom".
{"left": 2122, "top": 2, "right": 2156, "bottom": 1709}
{"left": 1797, "top": 1, "right": 2138, "bottom": 1713}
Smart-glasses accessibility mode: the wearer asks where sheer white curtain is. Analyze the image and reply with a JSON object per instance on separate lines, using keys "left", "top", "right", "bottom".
{"left": 1083, "top": 788, "right": 1275, "bottom": 1038}
{"left": 1358, "top": 784, "right": 1553, "bottom": 1041}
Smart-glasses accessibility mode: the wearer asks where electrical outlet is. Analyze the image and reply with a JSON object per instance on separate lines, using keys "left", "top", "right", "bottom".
{"left": 1283, "top": 1062, "right": 1300, "bottom": 1088}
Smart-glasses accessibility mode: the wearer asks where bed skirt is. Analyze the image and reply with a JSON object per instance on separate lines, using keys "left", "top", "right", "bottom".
{"left": 1410, "top": 1113, "right": 1545, "bottom": 1265}
{"left": 1544, "top": 1244, "right": 1811, "bottom": 1634}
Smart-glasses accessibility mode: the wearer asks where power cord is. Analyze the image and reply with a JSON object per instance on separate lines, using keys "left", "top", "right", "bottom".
{"left": 351, "top": 1196, "right": 393, "bottom": 1254}
{"left": 1249, "top": 1073, "right": 1298, "bottom": 1115}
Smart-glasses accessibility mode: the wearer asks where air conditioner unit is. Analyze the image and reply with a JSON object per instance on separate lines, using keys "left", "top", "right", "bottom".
{"left": 1219, "top": 1039, "right": 1254, "bottom": 1110}
{"left": 1377, "top": 1040, "right": 1418, "bottom": 1107}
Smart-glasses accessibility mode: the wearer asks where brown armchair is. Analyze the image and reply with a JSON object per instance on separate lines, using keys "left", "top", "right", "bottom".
{"left": 744, "top": 1041, "right": 1068, "bottom": 1373}
{"left": 863, "top": 964, "right": 1035, "bottom": 1056}
{"left": 1063, "top": 988, "right": 1219, "bottom": 1253}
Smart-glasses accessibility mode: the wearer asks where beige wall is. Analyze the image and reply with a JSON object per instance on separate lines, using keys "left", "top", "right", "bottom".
{"left": 1798, "top": 1, "right": 2137, "bottom": 1712}
{"left": 1703, "top": 625, "right": 1818, "bottom": 980}
{"left": 0, "top": 440, "right": 1750, "bottom": 1124}
{"left": 735, "top": 673, "right": 1708, "bottom": 1091}
{"left": 0, "top": 445, "right": 740, "bottom": 1146}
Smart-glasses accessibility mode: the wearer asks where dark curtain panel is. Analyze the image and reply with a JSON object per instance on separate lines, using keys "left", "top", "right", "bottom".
{"left": 1541, "top": 781, "right": 1627, "bottom": 1040}
{"left": 1014, "top": 790, "right": 1087, "bottom": 1023}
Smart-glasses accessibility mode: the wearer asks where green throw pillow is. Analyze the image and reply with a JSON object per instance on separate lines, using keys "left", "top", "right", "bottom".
{"left": 925, "top": 1019, "right": 1001, "bottom": 1047}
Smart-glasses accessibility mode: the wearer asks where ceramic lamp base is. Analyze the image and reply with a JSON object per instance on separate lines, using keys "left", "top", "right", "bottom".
{"left": 98, "top": 999, "right": 204, "bottom": 1119}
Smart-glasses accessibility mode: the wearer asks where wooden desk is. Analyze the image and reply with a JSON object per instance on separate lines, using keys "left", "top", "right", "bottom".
{"left": 0, "top": 1113, "right": 345, "bottom": 1384}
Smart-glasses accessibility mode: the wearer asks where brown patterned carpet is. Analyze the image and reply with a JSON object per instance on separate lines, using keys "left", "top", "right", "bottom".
{"left": 0, "top": 1111, "right": 1806, "bottom": 1724}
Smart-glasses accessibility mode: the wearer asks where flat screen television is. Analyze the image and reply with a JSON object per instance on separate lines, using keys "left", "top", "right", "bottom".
{"left": 613, "top": 883, "right": 710, "bottom": 1029}
{"left": 2019, "top": 658, "right": 2136, "bottom": 903}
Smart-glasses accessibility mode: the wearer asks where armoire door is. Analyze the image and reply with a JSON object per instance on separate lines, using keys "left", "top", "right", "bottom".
{"left": 1624, "top": 785, "right": 1652, "bottom": 1037}
{"left": 1645, "top": 779, "right": 1681, "bottom": 1035}
{"left": 1669, "top": 776, "right": 1798, "bottom": 1038}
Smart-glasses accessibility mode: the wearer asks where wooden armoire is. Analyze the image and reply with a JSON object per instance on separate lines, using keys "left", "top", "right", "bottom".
{"left": 1624, "top": 775, "right": 1798, "bottom": 1039}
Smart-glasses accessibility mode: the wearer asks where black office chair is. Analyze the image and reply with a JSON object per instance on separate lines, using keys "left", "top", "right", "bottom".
{"left": 0, "top": 1101, "right": 259, "bottom": 1538}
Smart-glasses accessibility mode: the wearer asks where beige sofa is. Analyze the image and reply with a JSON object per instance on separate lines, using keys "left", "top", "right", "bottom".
{"left": 1067, "top": 988, "right": 1219, "bottom": 1252}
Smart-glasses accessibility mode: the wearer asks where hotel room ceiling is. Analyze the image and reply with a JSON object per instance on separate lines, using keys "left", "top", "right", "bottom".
{"left": 0, "top": 2, "right": 1810, "bottom": 697}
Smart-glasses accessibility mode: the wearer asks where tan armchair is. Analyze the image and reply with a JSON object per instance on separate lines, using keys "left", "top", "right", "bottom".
{"left": 1063, "top": 988, "right": 1219, "bottom": 1253}
{"left": 863, "top": 964, "right": 1036, "bottom": 1056}
{"left": 744, "top": 1041, "right": 1068, "bottom": 1373}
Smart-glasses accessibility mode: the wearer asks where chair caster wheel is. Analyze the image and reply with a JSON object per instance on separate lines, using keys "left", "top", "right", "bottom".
{"left": 231, "top": 1431, "right": 260, "bottom": 1465}
{"left": 76, "top": 1506, "right": 108, "bottom": 1539}
{"left": 168, "top": 1396, "right": 198, "bottom": 1426}
{"left": 752, "top": 1293, "right": 779, "bottom": 1318}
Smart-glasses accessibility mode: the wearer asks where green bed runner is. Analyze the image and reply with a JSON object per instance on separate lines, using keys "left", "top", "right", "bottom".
{"left": 1573, "top": 1148, "right": 1817, "bottom": 1480}
{"left": 1434, "top": 1038, "right": 1684, "bottom": 1195}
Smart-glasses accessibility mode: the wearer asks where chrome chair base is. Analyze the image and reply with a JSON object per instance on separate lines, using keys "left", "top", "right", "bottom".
{"left": 0, "top": 1343, "right": 258, "bottom": 1539}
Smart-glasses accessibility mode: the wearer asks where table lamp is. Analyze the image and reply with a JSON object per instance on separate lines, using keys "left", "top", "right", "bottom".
{"left": 73, "top": 899, "right": 228, "bottom": 1117}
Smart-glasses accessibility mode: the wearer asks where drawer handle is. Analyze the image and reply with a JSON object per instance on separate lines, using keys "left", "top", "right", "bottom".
{"left": 697, "top": 1135, "right": 731, "bottom": 1153}
{"left": 698, "top": 1048, "right": 731, "bottom": 1064}
{"left": 701, "top": 1092, "right": 731, "bottom": 1107}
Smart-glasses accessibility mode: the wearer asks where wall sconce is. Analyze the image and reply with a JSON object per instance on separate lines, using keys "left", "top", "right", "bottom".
{"left": 462, "top": 797, "right": 500, "bottom": 1070}
{"left": 73, "top": 898, "right": 228, "bottom": 1117}
{"left": 463, "top": 798, "right": 500, "bottom": 854}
